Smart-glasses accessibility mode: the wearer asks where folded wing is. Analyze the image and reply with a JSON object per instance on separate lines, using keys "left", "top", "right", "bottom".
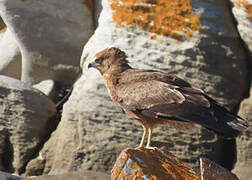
{"left": 116, "top": 75, "right": 248, "bottom": 138}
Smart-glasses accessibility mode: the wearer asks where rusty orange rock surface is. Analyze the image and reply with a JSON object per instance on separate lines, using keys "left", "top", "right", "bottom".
{"left": 235, "top": 0, "right": 252, "bottom": 20}
{"left": 111, "top": 148, "right": 200, "bottom": 180}
{"left": 109, "top": 0, "right": 201, "bottom": 40}
{"left": 200, "top": 158, "right": 239, "bottom": 180}
{"left": 241, "top": 0, "right": 252, "bottom": 20}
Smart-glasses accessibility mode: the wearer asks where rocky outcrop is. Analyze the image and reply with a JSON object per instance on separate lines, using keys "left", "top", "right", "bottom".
{"left": 200, "top": 158, "right": 239, "bottom": 180}
{"left": 112, "top": 148, "right": 200, "bottom": 180}
{"left": 25, "top": 0, "right": 249, "bottom": 175}
{"left": 0, "top": 0, "right": 93, "bottom": 85}
{"left": 232, "top": 89, "right": 252, "bottom": 180}
{"left": 111, "top": 148, "right": 239, "bottom": 180}
{"left": 0, "top": 76, "right": 56, "bottom": 174}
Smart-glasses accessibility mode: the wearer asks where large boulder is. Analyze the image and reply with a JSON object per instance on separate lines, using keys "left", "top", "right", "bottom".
{"left": 81, "top": 0, "right": 249, "bottom": 109}
{"left": 232, "top": 89, "right": 252, "bottom": 180}
{"left": 0, "top": 0, "right": 93, "bottom": 85}
{"left": 25, "top": 0, "right": 249, "bottom": 175}
{"left": 0, "top": 75, "right": 56, "bottom": 174}
{"left": 112, "top": 148, "right": 200, "bottom": 179}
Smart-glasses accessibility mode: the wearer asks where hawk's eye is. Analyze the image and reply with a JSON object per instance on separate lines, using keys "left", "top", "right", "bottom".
{"left": 95, "top": 58, "right": 104, "bottom": 64}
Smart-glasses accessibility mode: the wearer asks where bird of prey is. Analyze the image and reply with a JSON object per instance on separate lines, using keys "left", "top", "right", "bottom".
{"left": 88, "top": 47, "right": 248, "bottom": 148}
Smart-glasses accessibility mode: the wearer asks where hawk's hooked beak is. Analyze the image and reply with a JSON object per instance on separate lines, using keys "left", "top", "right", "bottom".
{"left": 88, "top": 62, "right": 95, "bottom": 69}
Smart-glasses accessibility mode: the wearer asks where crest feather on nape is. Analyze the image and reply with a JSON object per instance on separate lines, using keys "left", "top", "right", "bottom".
{"left": 107, "top": 47, "right": 128, "bottom": 64}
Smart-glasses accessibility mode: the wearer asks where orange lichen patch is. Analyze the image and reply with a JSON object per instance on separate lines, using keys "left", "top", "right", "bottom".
{"left": 83, "top": 0, "right": 93, "bottom": 10}
{"left": 109, "top": 0, "right": 201, "bottom": 40}
{"left": 111, "top": 148, "right": 200, "bottom": 180}
{"left": 200, "top": 158, "right": 239, "bottom": 180}
{"left": 241, "top": 0, "right": 252, "bottom": 20}
{"left": 150, "top": 34, "right": 157, "bottom": 39}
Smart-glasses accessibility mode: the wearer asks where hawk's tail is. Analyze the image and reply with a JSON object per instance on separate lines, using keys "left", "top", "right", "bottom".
{"left": 206, "top": 104, "right": 248, "bottom": 138}
{"left": 170, "top": 102, "right": 249, "bottom": 138}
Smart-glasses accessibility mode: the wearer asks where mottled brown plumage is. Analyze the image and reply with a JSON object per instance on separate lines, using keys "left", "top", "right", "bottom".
{"left": 88, "top": 47, "right": 248, "bottom": 148}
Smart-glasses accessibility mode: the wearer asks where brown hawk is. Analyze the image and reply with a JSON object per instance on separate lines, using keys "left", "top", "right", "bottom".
{"left": 88, "top": 47, "right": 248, "bottom": 148}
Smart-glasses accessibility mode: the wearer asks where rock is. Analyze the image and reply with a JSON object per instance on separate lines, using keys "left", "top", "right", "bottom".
{"left": 92, "top": 0, "right": 103, "bottom": 28}
{"left": 0, "top": 171, "right": 21, "bottom": 180}
{"left": 232, "top": 89, "right": 252, "bottom": 180}
{"left": 1, "top": 170, "right": 109, "bottom": 180}
{"left": 24, "top": 154, "right": 45, "bottom": 177}
{"left": 80, "top": 0, "right": 248, "bottom": 109}
{"left": 0, "top": 28, "right": 21, "bottom": 79}
{"left": 230, "top": 0, "right": 252, "bottom": 55}
{"left": 111, "top": 148, "right": 200, "bottom": 180}
{"left": 25, "top": 75, "right": 130, "bottom": 175}
{"left": 200, "top": 158, "right": 239, "bottom": 180}
{"left": 33, "top": 80, "right": 56, "bottom": 99}
{"left": 0, "top": 0, "right": 93, "bottom": 85}
{"left": 27, "top": 0, "right": 249, "bottom": 175}
{"left": 23, "top": 170, "right": 109, "bottom": 180}
{"left": 0, "top": 75, "right": 56, "bottom": 174}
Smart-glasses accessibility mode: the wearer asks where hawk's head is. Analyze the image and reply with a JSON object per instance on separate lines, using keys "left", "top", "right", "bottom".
{"left": 88, "top": 47, "right": 129, "bottom": 74}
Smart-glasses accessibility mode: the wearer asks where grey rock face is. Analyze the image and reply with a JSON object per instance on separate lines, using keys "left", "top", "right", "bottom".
{"left": 0, "top": 170, "right": 110, "bottom": 180}
{"left": 0, "top": 76, "right": 56, "bottom": 174}
{"left": 26, "top": 0, "right": 249, "bottom": 175}
{"left": 232, "top": 89, "right": 252, "bottom": 180}
{"left": 0, "top": 0, "right": 93, "bottom": 85}
{"left": 0, "top": 171, "right": 21, "bottom": 180}
{"left": 0, "top": 28, "right": 21, "bottom": 79}
{"left": 24, "top": 170, "right": 109, "bottom": 180}
{"left": 92, "top": 0, "right": 103, "bottom": 28}
{"left": 229, "top": 2, "right": 252, "bottom": 178}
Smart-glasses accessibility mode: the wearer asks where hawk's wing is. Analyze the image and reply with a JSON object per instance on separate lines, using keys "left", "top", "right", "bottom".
{"left": 116, "top": 77, "right": 248, "bottom": 138}
{"left": 116, "top": 79, "right": 210, "bottom": 118}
